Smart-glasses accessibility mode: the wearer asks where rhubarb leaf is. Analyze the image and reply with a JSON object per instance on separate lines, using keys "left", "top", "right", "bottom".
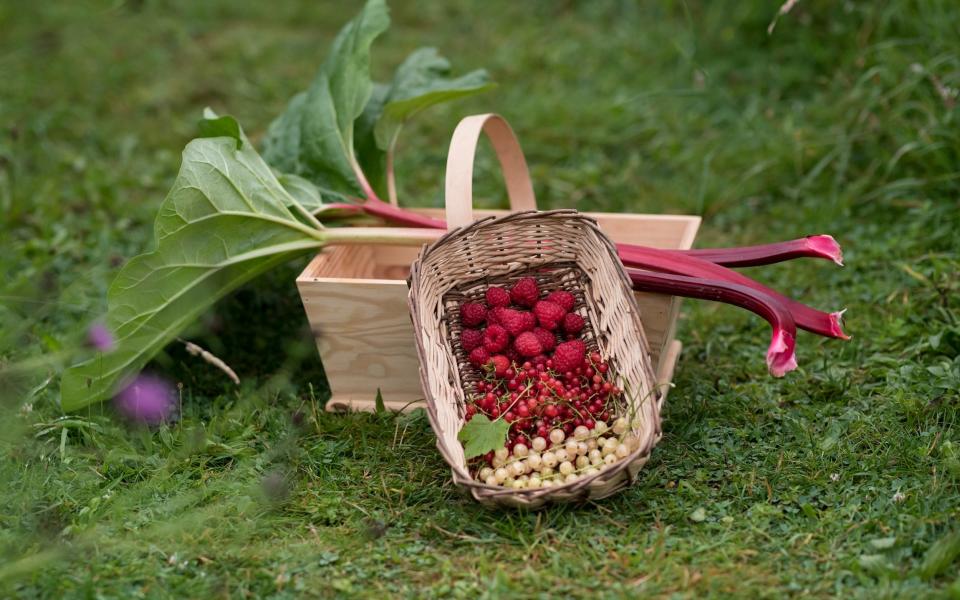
{"left": 261, "top": 0, "right": 389, "bottom": 196}
{"left": 374, "top": 47, "right": 494, "bottom": 150}
{"left": 457, "top": 414, "right": 510, "bottom": 460}
{"left": 60, "top": 125, "right": 326, "bottom": 411}
{"left": 197, "top": 109, "right": 243, "bottom": 147}
{"left": 354, "top": 82, "right": 390, "bottom": 199}
{"left": 353, "top": 48, "right": 493, "bottom": 200}
{"left": 278, "top": 172, "right": 325, "bottom": 214}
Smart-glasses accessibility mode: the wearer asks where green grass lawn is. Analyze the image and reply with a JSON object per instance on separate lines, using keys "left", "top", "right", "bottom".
{"left": 2, "top": 0, "right": 959, "bottom": 597}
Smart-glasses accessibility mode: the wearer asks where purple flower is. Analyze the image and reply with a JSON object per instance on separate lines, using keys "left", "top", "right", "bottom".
{"left": 113, "top": 374, "right": 176, "bottom": 425}
{"left": 86, "top": 323, "right": 116, "bottom": 352}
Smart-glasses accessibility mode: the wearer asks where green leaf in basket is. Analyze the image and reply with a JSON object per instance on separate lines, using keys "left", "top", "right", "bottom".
{"left": 262, "top": 0, "right": 390, "bottom": 197}
{"left": 60, "top": 115, "right": 327, "bottom": 411}
{"left": 457, "top": 415, "right": 510, "bottom": 460}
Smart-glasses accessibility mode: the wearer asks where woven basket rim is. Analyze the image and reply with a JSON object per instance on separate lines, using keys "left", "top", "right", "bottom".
{"left": 407, "top": 209, "right": 661, "bottom": 507}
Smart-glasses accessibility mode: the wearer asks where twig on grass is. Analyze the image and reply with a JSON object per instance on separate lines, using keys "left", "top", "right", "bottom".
{"left": 181, "top": 340, "right": 240, "bottom": 384}
{"left": 768, "top": 0, "right": 801, "bottom": 34}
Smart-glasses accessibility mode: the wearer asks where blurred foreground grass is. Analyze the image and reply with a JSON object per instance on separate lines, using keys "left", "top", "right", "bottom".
{"left": 1, "top": 0, "right": 959, "bottom": 597}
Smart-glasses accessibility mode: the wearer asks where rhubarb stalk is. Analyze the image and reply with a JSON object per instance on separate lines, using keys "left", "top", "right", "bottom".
{"left": 627, "top": 269, "right": 799, "bottom": 377}
{"left": 343, "top": 197, "right": 848, "bottom": 340}
{"left": 616, "top": 244, "right": 848, "bottom": 340}
{"left": 680, "top": 235, "right": 843, "bottom": 267}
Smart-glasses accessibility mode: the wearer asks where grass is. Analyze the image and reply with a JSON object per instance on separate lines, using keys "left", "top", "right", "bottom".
{"left": 2, "top": 0, "right": 959, "bottom": 597}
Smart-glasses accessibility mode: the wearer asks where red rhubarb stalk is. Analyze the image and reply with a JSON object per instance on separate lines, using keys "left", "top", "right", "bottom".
{"left": 617, "top": 244, "right": 848, "bottom": 340}
{"left": 345, "top": 197, "right": 848, "bottom": 340}
{"left": 679, "top": 235, "right": 843, "bottom": 267}
{"left": 627, "top": 269, "right": 799, "bottom": 377}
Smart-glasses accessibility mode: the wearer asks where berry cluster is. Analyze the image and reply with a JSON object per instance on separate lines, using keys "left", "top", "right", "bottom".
{"left": 456, "top": 276, "right": 635, "bottom": 488}
{"left": 478, "top": 419, "right": 639, "bottom": 489}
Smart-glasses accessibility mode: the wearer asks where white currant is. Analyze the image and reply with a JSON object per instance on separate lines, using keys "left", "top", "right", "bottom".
{"left": 612, "top": 417, "right": 628, "bottom": 435}
{"left": 549, "top": 429, "right": 566, "bottom": 445}
{"left": 526, "top": 453, "right": 542, "bottom": 471}
{"left": 541, "top": 451, "right": 558, "bottom": 469}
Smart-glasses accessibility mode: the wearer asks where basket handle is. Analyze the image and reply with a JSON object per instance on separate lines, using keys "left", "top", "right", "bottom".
{"left": 444, "top": 114, "right": 537, "bottom": 230}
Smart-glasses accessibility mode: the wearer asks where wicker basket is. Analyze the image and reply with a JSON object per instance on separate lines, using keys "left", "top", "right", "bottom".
{"left": 407, "top": 119, "right": 664, "bottom": 507}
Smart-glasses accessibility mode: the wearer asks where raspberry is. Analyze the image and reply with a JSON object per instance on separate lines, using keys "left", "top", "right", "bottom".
{"left": 488, "top": 355, "right": 510, "bottom": 377}
{"left": 510, "top": 277, "right": 540, "bottom": 308}
{"left": 520, "top": 311, "right": 537, "bottom": 332}
{"left": 485, "top": 286, "right": 511, "bottom": 308}
{"left": 461, "top": 328, "right": 483, "bottom": 352}
{"left": 483, "top": 324, "right": 510, "bottom": 353}
{"left": 552, "top": 340, "right": 586, "bottom": 373}
{"left": 460, "top": 302, "right": 487, "bottom": 327}
{"left": 468, "top": 346, "right": 490, "bottom": 367}
{"left": 532, "top": 327, "right": 557, "bottom": 352}
{"left": 514, "top": 331, "right": 544, "bottom": 357}
{"left": 546, "top": 290, "right": 576, "bottom": 312}
{"left": 562, "top": 312, "right": 585, "bottom": 335}
{"left": 533, "top": 300, "right": 566, "bottom": 330}
{"left": 487, "top": 306, "right": 506, "bottom": 325}
{"left": 498, "top": 308, "right": 536, "bottom": 337}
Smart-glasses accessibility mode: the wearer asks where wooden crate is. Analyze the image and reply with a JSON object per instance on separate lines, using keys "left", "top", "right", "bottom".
{"left": 296, "top": 209, "right": 700, "bottom": 413}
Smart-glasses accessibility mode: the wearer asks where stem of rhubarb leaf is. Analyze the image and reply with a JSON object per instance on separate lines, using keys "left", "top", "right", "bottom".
{"left": 386, "top": 129, "right": 401, "bottom": 206}
{"left": 681, "top": 235, "right": 844, "bottom": 267}
{"left": 626, "top": 269, "right": 799, "bottom": 377}
{"left": 350, "top": 153, "right": 382, "bottom": 205}
{"left": 328, "top": 196, "right": 849, "bottom": 341}
{"left": 617, "top": 244, "right": 849, "bottom": 340}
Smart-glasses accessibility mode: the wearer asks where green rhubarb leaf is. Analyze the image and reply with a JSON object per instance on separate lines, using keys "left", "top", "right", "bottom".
{"left": 374, "top": 47, "right": 494, "bottom": 150}
{"left": 261, "top": 0, "right": 390, "bottom": 196}
{"left": 353, "top": 48, "right": 493, "bottom": 200}
{"left": 60, "top": 122, "right": 326, "bottom": 411}
{"left": 457, "top": 414, "right": 510, "bottom": 460}
{"left": 354, "top": 82, "right": 390, "bottom": 199}
{"left": 277, "top": 172, "right": 325, "bottom": 214}
{"left": 197, "top": 109, "right": 242, "bottom": 147}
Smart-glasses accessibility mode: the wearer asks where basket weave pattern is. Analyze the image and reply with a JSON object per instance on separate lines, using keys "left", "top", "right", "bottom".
{"left": 408, "top": 209, "right": 662, "bottom": 508}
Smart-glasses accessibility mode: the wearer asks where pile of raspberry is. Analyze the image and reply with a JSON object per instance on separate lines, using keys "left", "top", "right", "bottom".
{"left": 457, "top": 277, "right": 633, "bottom": 487}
